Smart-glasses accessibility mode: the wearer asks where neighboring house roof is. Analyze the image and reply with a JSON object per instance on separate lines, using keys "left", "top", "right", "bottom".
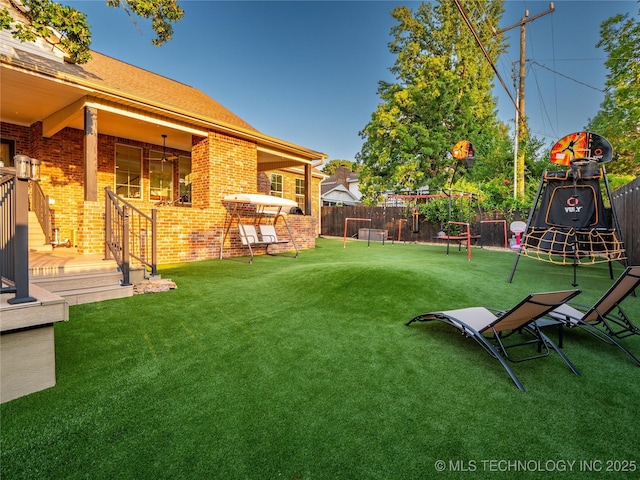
{"left": 321, "top": 184, "right": 360, "bottom": 206}
{"left": 321, "top": 166, "right": 360, "bottom": 195}
{"left": 321, "top": 165, "right": 361, "bottom": 205}
{"left": 0, "top": 0, "right": 326, "bottom": 166}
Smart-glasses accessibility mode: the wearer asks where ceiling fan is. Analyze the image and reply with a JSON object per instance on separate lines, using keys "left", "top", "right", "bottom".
{"left": 147, "top": 134, "right": 178, "bottom": 163}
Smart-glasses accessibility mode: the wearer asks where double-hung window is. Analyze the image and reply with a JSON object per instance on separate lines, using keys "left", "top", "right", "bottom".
{"left": 270, "top": 173, "right": 283, "bottom": 197}
{"left": 115, "top": 144, "right": 142, "bottom": 199}
{"left": 295, "top": 178, "right": 305, "bottom": 212}
{"left": 178, "top": 155, "right": 192, "bottom": 204}
{"left": 149, "top": 150, "right": 173, "bottom": 202}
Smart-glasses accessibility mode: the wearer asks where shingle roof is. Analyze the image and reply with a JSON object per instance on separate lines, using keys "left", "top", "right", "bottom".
{"left": 66, "top": 51, "right": 259, "bottom": 132}
{"left": 1, "top": 0, "right": 255, "bottom": 132}
{"left": 84, "top": 52, "right": 257, "bottom": 131}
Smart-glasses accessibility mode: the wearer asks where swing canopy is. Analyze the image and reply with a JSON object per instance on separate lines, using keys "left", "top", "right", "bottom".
{"left": 223, "top": 193, "right": 298, "bottom": 208}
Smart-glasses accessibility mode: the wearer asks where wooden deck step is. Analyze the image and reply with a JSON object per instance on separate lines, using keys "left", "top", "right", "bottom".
{"left": 30, "top": 270, "right": 133, "bottom": 306}
{"left": 28, "top": 251, "right": 134, "bottom": 305}
{"left": 55, "top": 283, "right": 134, "bottom": 306}
{"left": 0, "top": 283, "right": 68, "bottom": 333}
{"left": 30, "top": 270, "right": 123, "bottom": 292}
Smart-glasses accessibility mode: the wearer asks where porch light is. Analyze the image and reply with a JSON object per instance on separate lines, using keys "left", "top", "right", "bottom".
{"left": 14, "top": 155, "right": 40, "bottom": 181}
{"left": 30, "top": 158, "right": 41, "bottom": 181}
{"left": 14, "top": 154, "right": 31, "bottom": 180}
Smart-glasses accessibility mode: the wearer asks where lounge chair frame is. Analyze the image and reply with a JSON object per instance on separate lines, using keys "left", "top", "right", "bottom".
{"left": 406, "top": 290, "right": 581, "bottom": 391}
{"left": 541, "top": 266, "right": 640, "bottom": 365}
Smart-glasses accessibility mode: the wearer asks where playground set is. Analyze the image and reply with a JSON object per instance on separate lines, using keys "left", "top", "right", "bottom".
{"left": 509, "top": 132, "right": 627, "bottom": 285}
{"left": 342, "top": 133, "right": 628, "bottom": 280}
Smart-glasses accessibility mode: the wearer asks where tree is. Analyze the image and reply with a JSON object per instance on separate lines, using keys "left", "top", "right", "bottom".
{"left": 0, "top": 0, "right": 183, "bottom": 64}
{"left": 322, "top": 160, "right": 360, "bottom": 176}
{"left": 356, "top": 0, "right": 509, "bottom": 204}
{"left": 587, "top": 4, "right": 640, "bottom": 175}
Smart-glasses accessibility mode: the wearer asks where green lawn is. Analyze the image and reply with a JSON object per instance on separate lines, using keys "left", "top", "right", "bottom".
{"left": 2, "top": 238, "right": 639, "bottom": 479}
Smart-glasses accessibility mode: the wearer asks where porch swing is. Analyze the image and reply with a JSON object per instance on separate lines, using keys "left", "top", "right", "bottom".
{"left": 220, "top": 193, "right": 299, "bottom": 263}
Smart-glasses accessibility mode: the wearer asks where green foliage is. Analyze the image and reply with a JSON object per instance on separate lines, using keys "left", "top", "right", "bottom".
{"left": 607, "top": 174, "right": 636, "bottom": 192}
{"left": 587, "top": 5, "right": 640, "bottom": 175}
{"left": 322, "top": 159, "right": 359, "bottom": 175}
{"left": 106, "top": 0, "right": 183, "bottom": 47}
{"left": 1, "top": 0, "right": 183, "bottom": 63}
{"left": 2, "top": 0, "right": 93, "bottom": 63}
{"left": 357, "top": 1, "right": 508, "bottom": 202}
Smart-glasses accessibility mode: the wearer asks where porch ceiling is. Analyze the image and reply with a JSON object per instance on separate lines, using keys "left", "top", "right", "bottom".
{"left": 1, "top": 67, "right": 195, "bottom": 151}
{"left": 257, "top": 148, "right": 312, "bottom": 170}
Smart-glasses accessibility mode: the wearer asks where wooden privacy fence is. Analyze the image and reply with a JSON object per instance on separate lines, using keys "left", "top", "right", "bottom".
{"left": 321, "top": 175, "right": 639, "bottom": 263}
{"left": 612, "top": 176, "right": 640, "bottom": 265}
{"left": 321, "top": 206, "right": 511, "bottom": 248}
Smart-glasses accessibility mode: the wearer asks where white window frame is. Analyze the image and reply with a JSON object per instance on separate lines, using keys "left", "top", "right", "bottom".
{"left": 115, "top": 144, "right": 142, "bottom": 199}
{"left": 270, "top": 173, "right": 283, "bottom": 198}
{"left": 148, "top": 149, "right": 173, "bottom": 202}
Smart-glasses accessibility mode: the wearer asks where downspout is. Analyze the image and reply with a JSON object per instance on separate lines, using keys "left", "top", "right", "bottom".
{"left": 314, "top": 155, "right": 327, "bottom": 236}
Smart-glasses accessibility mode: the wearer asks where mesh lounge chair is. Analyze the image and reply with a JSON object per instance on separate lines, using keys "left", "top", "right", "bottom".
{"left": 406, "top": 289, "right": 581, "bottom": 391}
{"left": 540, "top": 266, "right": 640, "bottom": 366}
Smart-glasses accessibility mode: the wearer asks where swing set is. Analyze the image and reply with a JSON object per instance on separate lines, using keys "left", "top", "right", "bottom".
{"left": 220, "top": 193, "right": 299, "bottom": 263}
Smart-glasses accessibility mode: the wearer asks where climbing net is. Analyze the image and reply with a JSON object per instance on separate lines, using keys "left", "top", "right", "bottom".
{"left": 521, "top": 227, "right": 626, "bottom": 265}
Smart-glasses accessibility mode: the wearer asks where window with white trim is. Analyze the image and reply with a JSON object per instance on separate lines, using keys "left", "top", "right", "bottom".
{"left": 296, "top": 178, "right": 305, "bottom": 212}
{"left": 149, "top": 149, "right": 173, "bottom": 202}
{"left": 115, "top": 144, "right": 142, "bottom": 199}
{"left": 178, "top": 155, "right": 192, "bottom": 204}
{"left": 270, "top": 173, "right": 283, "bottom": 197}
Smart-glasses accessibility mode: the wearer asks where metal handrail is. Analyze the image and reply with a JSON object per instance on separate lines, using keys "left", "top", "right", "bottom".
{"left": 0, "top": 169, "right": 16, "bottom": 291}
{"left": 31, "top": 180, "right": 52, "bottom": 244}
{"left": 0, "top": 167, "right": 36, "bottom": 303}
{"left": 105, "top": 187, "right": 157, "bottom": 286}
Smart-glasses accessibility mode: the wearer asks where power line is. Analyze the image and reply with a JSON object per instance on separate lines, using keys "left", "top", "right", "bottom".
{"left": 452, "top": 0, "right": 520, "bottom": 113}
{"left": 529, "top": 61, "right": 606, "bottom": 92}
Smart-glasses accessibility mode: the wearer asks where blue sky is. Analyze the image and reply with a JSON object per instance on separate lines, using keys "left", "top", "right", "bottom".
{"left": 68, "top": 1, "right": 638, "bottom": 163}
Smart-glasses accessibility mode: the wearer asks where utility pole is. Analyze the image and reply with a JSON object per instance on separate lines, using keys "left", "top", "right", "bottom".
{"left": 495, "top": 3, "right": 554, "bottom": 199}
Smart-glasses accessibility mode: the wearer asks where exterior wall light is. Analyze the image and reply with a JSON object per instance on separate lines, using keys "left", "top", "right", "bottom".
{"left": 14, "top": 154, "right": 40, "bottom": 181}
{"left": 14, "top": 154, "right": 32, "bottom": 180}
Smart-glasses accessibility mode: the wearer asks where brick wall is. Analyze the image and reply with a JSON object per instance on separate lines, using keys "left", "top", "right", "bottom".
{"left": 3, "top": 121, "right": 321, "bottom": 264}
{"left": 259, "top": 169, "right": 322, "bottom": 218}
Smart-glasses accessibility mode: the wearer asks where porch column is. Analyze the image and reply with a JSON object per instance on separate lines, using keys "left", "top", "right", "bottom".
{"left": 304, "top": 162, "right": 312, "bottom": 215}
{"left": 84, "top": 106, "right": 98, "bottom": 202}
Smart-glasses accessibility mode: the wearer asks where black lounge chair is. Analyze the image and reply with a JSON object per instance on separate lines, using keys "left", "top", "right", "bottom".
{"left": 406, "top": 289, "right": 581, "bottom": 391}
{"left": 540, "top": 266, "right": 640, "bottom": 366}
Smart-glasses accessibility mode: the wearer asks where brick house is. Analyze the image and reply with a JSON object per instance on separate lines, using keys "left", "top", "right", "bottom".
{"left": 321, "top": 165, "right": 362, "bottom": 206}
{"left": 0, "top": 0, "right": 327, "bottom": 264}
